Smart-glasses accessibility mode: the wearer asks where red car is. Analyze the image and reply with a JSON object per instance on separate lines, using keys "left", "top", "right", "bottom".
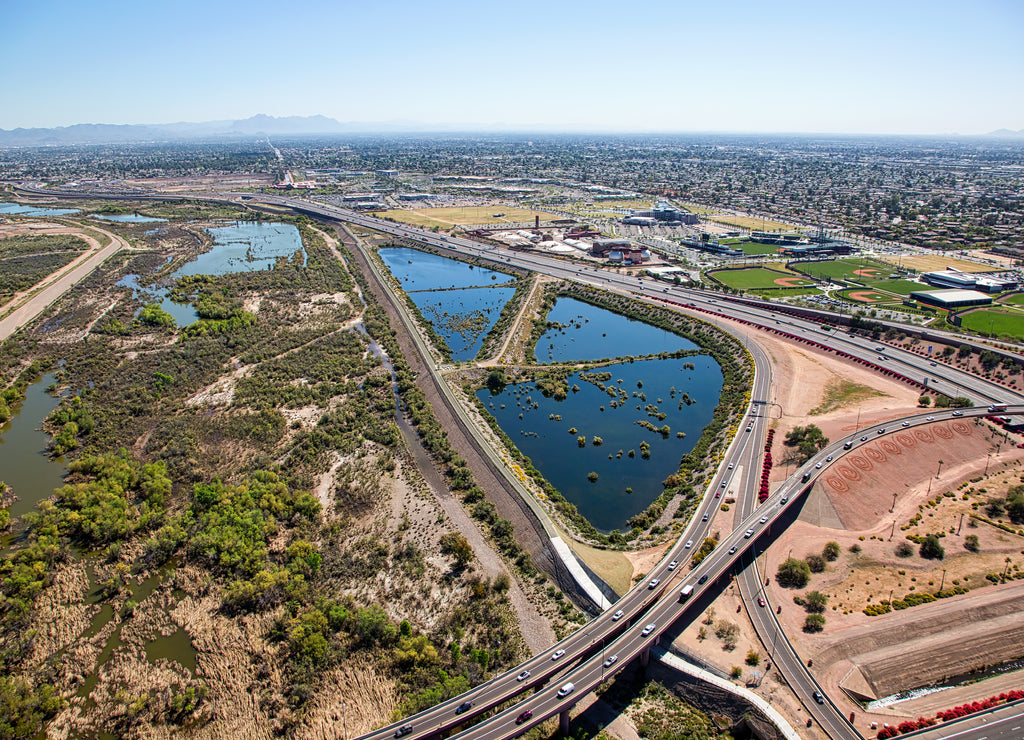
{"left": 516, "top": 710, "right": 533, "bottom": 725}
{"left": 758, "top": 597, "right": 766, "bottom": 608}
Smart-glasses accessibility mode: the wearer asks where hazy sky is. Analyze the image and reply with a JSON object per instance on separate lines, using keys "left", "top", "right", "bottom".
{"left": 5, "top": 0, "right": 1023, "bottom": 135}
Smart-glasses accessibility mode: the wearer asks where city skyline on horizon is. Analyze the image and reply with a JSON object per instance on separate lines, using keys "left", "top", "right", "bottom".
{"left": 5, "top": 0, "right": 1023, "bottom": 137}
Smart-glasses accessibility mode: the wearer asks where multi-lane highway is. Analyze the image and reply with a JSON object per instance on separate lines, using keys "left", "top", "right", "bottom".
{"left": 14, "top": 187, "right": 1024, "bottom": 740}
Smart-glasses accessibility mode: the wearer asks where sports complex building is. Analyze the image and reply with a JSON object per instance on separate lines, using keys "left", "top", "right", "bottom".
{"left": 909, "top": 288, "right": 993, "bottom": 310}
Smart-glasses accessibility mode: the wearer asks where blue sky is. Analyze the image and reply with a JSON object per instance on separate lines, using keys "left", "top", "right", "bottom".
{"left": 4, "top": 0, "right": 1023, "bottom": 135}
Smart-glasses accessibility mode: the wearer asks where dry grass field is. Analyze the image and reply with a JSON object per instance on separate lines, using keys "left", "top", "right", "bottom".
{"left": 373, "top": 206, "right": 561, "bottom": 227}
{"left": 876, "top": 252, "right": 999, "bottom": 274}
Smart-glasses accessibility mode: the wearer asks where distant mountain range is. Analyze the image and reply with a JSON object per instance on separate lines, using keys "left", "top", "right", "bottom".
{"left": 2, "top": 115, "right": 1022, "bottom": 147}
{"left": 985, "top": 128, "right": 1024, "bottom": 139}
{"left": 0, "top": 114, "right": 434, "bottom": 147}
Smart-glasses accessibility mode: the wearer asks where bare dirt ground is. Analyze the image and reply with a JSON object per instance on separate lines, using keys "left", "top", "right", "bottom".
{"left": 669, "top": 319, "right": 1024, "bottom": 736}
{"left": 0, "top": 223, "right": 127, "bottom": 341}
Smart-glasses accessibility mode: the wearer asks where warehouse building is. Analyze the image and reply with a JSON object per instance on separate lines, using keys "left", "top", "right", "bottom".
{"left": 909, "top": 289, "right": 993, "bottom": 310}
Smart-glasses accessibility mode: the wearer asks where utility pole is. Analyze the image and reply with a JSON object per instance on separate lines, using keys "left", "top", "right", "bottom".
{"left": 890, "top": 520, "right": 896, "bottom": 540}
{"left": 957, "top": 513, "right": 964, "bottom": 535}
{"left": 939, "top": 569, "right": 946, "bottom": 592}
{"left": 891, "top": 492, "right": 897, "bottom": 513}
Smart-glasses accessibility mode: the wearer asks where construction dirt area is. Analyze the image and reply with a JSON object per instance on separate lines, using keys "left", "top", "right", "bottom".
{"left": 665, "top": 318, "right": 1024, "bottom": 737}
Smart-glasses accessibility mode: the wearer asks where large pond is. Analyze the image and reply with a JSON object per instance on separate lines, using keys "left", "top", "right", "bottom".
{"left": 0, "top": 374, "right": 66, "bottom": 522}
{"left": 118, "top": 221, "right": 307, "bottom": 327}
{"left": 89, "top": 213, "right": 168, "bottom": 223}
{"left": 480, "top": 355, "right": 721, "bottom": 532}
{"left": 378, "top": 247, "right": 516, "bottom": 361}
{"left": 176, "top": 221, "right": 305, "bottom": 277}
{"left": 0, "top": 202, "right": 79, "bottom": 217}
{"left": 535, "top": 297, "right": 699, "bottom": 362}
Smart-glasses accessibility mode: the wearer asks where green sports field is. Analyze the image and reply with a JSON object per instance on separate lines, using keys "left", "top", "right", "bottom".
{"left": 710, "top": 267, "right": 816, "bottom": 290}
{"left": 1000, "top": 293, "right": 1024, "bottom": 306}
{"left": 737, "top": 241, "right": 784, "bottom": 256}
{"left": 793, "top": 257, "right": 896, "bottom": 283}
{"left": 958, "top": 308, "right": 1024, "bottom": 340}
{"left": 869, "top": 278, "right": 928, "bottom": 296}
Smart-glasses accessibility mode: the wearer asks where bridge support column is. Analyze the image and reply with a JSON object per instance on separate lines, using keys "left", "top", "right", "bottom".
{"left": 640, "top": 648, "right": 650, "bottom": 667}
{"left": 559, "top": 709, "right": 570, "bottom": 736}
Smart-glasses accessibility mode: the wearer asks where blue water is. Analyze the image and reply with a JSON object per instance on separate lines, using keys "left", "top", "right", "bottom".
{"left": 115, "top": 275, "right": 199, "bottom": 327}
{"left": 379, "top": 247, "right": 514, "bottom": 290}
{"left": 479, "top": 356, "right": 722, "bottom": 532}
{"left": 174, "top": 222, "right": 305, "bottom": 277}
{"left": 378, "top": 247, "right": 516, "bottom": 361}
{"left": 89, "top": 214, "right": 167, "bottom": 223}
{"left": 0, "top": 203, "right": 79, "bottom": 217}
{"left": 535, "top": 297, "right": 699, "bottom": 363}
{"left": 408, "top": 286, "right": 517, "bottom": 360}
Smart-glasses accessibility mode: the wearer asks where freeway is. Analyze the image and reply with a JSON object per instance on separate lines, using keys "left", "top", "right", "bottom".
{"left": 15, "top": 187, "right": 1024, "bottom": 739}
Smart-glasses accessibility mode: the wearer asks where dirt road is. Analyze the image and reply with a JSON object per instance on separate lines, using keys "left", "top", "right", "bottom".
{"left": 0, "top": 224, "right": 127, "bottom": 342}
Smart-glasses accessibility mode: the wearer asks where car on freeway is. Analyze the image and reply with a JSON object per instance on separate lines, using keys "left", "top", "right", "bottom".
{"left": 815, "top": 462, "right": 822, "bottom": 469}
{"left": 758, "top": 597, "right": 766, "bottom": 608}
{"left": 517, "top": 670, "right": 531, "bottom": 682}
{"left": 746, "top": 425, "right": 753, "bottom": 433}
{"left": 702, "top": 513, "right": 709, "bottom": 522}
{"left": 641, "top": 623, "right": 657, "bottom": 636}
{"left": 394, "top": 725, "right": 413, "bottom": 738}
{"left": 715, "top": 491, "right": 721, "bottom": 498}
{"left": 611, "top": 610, "right": 624, "bottom": 621}
{"left": 557, "top": 683, "right": 575, "bottom": 698}
{"left": 878, "top": 428, "right": 886, "bottom": 434}
{"left": 603, "top": 655, "right": 618, "bottom": 668}
{"left": 728, "top": 545, "right": 737, "bottom": 554}
{"left": 455, "top": 701, "right": 472, "bottom": 715}
{"left": 902, "top": 421, "right": 910, "bottom": 427}
{"left": 685, "top": 540, "right": 693, "bottom": 549}
{"left": 813, "top": 691, "right": 825, "bottom": 704}
{"left": 826, "top": 455, "right": 833, "bottom": 462}
{"left": 721, "top": 481, "right": 727, "bottom": 488}
{"left": 927, "top": 416, "right": 935, "bottom": 421}
{"left": 744, "top": 528, "right": 755, "bottom": 538}
{"left": 698, "top": 574, "right": 709, "bottom": 584}
{"left": 781, "top": 495, "right": 788, "bottom": 504}
{"left": 551, "top": 649, "right": 565, "bottom": 661}
{"left": 668, "top": 560, "right": 679, "bottom": 571}
{"left": 516, "top": 710, "right": 533, "bottom": 725}
{"left": 648, "top": 578, "right": 660, "bottom": 589}
{"left": 930, "top": 361, "right": 937, "bottom": 366}
{"left": 759, "top": 515, "right": 768, "bottom": 524}
{"left": 728, "top": 462, "right": 734, "bottom": 469}
{"left": 860, "top": 435, "right": 868, "bottom": 442}
{"left": 953, "top": 410, "right": 963, "bottom": 416}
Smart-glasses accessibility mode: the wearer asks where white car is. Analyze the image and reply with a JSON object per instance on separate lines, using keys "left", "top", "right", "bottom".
{"left": 551, "top": 649, "right": 565, "bottom": 661}
{"left": 667, "top": 560, "right": 679, "bottom": 571}
{"left": 557, "top": 682, "right": 575, "bottom": 698}
{"left": 517, "top": 670, "right": 531, "bottom": 682}
{"left": 611, "top": 609, "right": 624, "bottom": 621}
{"left": 759, "top": 516, "right": 769, "bottom": 524}
{"left": 648, "top": 578, "right": 660, "bottom": 589}
{"left": 685, "top": 540, "right": 693, "bottom": 549}
{"left": 641, "top": 623, "right": 657, "bottom": 636}
{"left": 603, "top": 655, "right": 618, "bottom": 668}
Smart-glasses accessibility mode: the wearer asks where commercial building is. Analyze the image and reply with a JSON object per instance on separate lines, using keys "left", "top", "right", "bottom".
{"left": 909, "top": 289, "right": 993, "bottom": 310}
{"left": 922, "top": 270, "right": 1016, "bottom": 293}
